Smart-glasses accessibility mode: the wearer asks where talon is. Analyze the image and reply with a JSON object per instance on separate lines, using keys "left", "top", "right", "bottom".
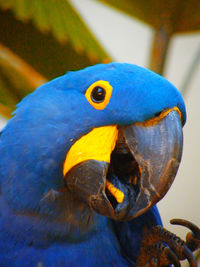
{"left": 182, "top": 246, "right": 198, "bottom": 267}
{"left": 164, "top": 247, "right": 181, "bottom": 267}
{"left": 170, "top": 219, "right": 200, "bottom": 239}
{"left": 136, "top": 221, "right": 199, "bottom": 267}
{"left": 170, "top": 219, "right": 200, "bottom": 251}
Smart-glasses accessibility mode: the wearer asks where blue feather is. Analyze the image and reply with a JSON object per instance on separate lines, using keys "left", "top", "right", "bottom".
{"left": 0, "top": 63, "right": 185, "bottom": 266}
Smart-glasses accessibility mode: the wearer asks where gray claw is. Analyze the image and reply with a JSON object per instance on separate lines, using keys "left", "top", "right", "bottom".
{"left": 182, "top": 246, "right": 197, "bottom": 267}
{"left": 164, "top": 247, "right": 181, "bottom": 267}
{"left": 170, "top": 219, "right": 200, "bottom": 239}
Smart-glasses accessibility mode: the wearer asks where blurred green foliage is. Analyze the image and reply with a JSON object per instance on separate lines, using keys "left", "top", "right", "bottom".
{"left": 99, "top": 0, "right": 200, "bottom": 74}
{"left": 0, "top": 0, "right": 200, "bottom": 118}
{"left": 0, "top": 0, "right": 110, "bottom": 118}
{"left": 98, "top": 0, "right": 200, "bottom": 33}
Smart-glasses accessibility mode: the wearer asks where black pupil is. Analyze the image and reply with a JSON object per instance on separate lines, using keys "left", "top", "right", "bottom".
{"left": 91, "top": 86, "right": 106, "bottom": 103}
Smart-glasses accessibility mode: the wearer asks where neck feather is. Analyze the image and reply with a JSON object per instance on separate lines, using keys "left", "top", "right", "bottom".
{"left": 0, "top": 191, "right": 106, "bottom": 244}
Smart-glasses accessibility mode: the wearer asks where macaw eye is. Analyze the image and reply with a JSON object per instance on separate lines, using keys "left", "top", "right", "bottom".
{"left": 85, "top": 80, "right": 113, "bottom": 110}
{"left": 91, "top": 86, "right": 106, "bottom": 103}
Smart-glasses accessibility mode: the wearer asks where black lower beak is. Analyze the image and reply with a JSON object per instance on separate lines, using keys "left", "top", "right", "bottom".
{"left": 65, "top": 160, "right": 115, "bottom": 218}
{"left": 65, "top": 109, "right": 183, "bottom": 220}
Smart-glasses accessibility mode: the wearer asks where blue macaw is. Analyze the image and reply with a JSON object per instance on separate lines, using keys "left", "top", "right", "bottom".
{"left": 0, "top": 63, "right": 199, "bottom": 267}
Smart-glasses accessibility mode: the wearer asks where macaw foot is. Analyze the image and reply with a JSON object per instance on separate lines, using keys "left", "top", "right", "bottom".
{"left": 136, "top": 219, "right": 200, "bottom": 267}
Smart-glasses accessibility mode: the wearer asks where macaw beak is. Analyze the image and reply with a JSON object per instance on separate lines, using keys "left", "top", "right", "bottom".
{"left": 64, "top": 109, "right": 183, "bottom": 220}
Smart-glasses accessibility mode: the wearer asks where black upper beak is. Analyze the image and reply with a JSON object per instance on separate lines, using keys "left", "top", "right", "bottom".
{"left": 122, "top": 109, "right": 183, "bottom": 219}
{"left": 65, "top": 109, "right": 183, "bottom": 221}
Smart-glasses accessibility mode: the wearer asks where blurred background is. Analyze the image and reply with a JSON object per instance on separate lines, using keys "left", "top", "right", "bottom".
{"left": 0, "top": 0, "right": 199, "bottom": 265}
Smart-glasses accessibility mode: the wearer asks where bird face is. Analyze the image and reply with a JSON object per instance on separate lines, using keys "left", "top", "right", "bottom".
{"left": 61, "top": 63, "right": 185, "bottom": 221}
{"left": 0, "top": 63, "right": 185, "bottom": 222}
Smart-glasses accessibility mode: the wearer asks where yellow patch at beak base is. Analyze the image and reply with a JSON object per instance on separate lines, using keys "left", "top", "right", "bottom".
{"left": 63, "top": 125, "right": 118, "bottom": 176}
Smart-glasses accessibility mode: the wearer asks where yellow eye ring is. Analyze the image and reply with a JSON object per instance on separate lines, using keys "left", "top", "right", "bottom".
{"left": 85, "top": 80, "right": 113, "bottom": 110}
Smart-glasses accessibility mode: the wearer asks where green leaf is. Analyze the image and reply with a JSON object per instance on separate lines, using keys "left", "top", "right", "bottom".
{"left": 12, "top": 0, "right": 31, "bottom": 21}
{"left": 0, "top": 0, "right": 110, "bottom": 62}
{"left": 0, "top": 74, "right": 17, "bottom": 107}
{"left": 0, "top": 102, "right": 13, "bottom": 119}
{"left": 0, "top": 43, "right": 47, "bottom": 117}
{"left": 0, "top": 1, "right": 112, "bottom": 118}
{"left": 98, "top": 0, "right": 200, "bottom": 34}
{"left": 0, "top": 8, "right": 103, "bottom": 79}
